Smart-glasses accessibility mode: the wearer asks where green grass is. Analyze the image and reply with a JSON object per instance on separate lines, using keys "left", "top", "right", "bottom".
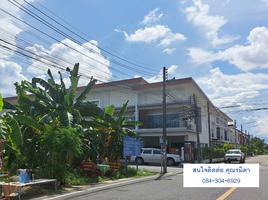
{"left": 63, "top": 164, "right": 156, "bottom": 186}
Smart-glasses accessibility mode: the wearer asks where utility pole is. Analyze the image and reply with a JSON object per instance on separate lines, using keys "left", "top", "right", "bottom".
{"left": 163, "top": 67, "right": 167, "bottom": 173}
{"left": 207, "top": 102, "right": 212, "bottom": 163}
{"left": 241, "top": 124, "right": 243, "bottom": 146}
{"left": 234, "top": 120, "right": 237, "bottom": 148}
{"left": 245, "top": 130, "right": 247, "bottom": 146}
{"left": 193, "top": 94, "right": 201, "bottom": 163}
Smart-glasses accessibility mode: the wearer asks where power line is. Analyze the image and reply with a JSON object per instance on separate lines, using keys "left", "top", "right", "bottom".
{"left": 32, "top": 0, "right": 156, "bottom": 70}
{"left": 7, "top": 0, "right": 157, "bottom": 76}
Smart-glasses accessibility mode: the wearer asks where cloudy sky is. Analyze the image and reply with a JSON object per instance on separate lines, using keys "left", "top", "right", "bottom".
{"left": 0, "top": 0, "right": 267, "bottom": 142}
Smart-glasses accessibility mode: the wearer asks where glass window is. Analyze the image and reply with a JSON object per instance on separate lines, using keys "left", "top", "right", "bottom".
{"left": 143, "top": 150, "right": 151, "bottom": 154}
{"left": 147, "top": 113, "right": 180, "bottom": 128}
{"left": 153, "top": 150, "right": 161, "bottom": 154}
{"left": 217, "top": 127, "right": 220, "bottom": 139}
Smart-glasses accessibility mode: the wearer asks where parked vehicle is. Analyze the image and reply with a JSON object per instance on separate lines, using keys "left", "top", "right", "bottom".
{"left": 224, "top": 149, "right": 245, "bottom": 163}
{"left": 130, "top": 148, "right": 181, "bottom": 166}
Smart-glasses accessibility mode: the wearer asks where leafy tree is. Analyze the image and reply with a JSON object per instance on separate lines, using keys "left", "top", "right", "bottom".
{"left": 238, "top": 146, "right": 248, "bottom": 156}
{"left": 250, "top": 137, "right": 267, "bottom": 155}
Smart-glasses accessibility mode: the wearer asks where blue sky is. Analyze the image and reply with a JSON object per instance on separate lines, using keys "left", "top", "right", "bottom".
{"left": 0, "top": 0, "right": 268, "bottom": 142}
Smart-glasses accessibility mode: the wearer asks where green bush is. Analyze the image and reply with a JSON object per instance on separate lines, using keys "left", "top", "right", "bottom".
{"left": 212, "top": 148, "right": 225, "bottom": 158}
{"left": 116, "top": 164, "right": 154, "bottom": 179}
{"left": 202, "top": 147, "right": 212, "bottom": 159}
{"left": 116, "top": 164, "right": 137, "bottom": 178}
{"left": 36, "top": 126, "right": 83, "bottom": 182}
{"left": 193, "top": 148, "right": 198, "bottom": 160}
{"left": 221, "top": 143, "right": 236, "bottom": 152}
{"left": 238, "top": 146, "right": 248, "bottom": 156}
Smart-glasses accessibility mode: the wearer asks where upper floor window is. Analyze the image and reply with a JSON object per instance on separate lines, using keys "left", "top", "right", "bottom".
{"left": 147, "top": 113, "right": 180, "bottom": 128}
{"left": 217, "top": 127, "right": 220, "bottom": 139}
{"left": 216, "top": 117, "right": 219, "bottom": 124}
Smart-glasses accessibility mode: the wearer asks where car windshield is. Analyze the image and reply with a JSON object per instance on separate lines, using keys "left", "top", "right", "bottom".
{"left": 227, "top": 150, "right": 240, "bottom": 154}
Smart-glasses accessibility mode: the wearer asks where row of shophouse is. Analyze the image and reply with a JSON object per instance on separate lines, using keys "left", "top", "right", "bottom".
{"left": 3, "top": 77, "right": 249, "bottom": 162}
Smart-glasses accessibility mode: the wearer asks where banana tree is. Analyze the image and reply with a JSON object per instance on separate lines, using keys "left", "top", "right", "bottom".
{"left": 105, "top": 101, "right": 142, "bottom": 162}
{"left": 80, "top": 101, "right": 142, "bottom": 162}
{"left": 1, "top": 92, "right": 44, "bottom": 169}
{"left": 4, "top": 63, "right": 109, "bottom": 168}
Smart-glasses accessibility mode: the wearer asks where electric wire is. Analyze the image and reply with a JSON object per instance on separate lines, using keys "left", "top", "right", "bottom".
{"left": 7, "top": 0, "right": 157, "bottom": 76}
{"left": 24, "top": 0, "right": 158, "bottom": 72}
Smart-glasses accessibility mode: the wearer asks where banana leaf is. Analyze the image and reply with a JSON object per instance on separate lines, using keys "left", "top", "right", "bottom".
{"left": 3, "top": 100, "right": 18, "bottom": 111}
{"left": 60, "top": 111, "right": 73, "bottom": 127}
{"left": 75, "top": 79, "right": 96, "bottom": 107}
{"left": 5, "top": 114, "right": 23, "bottom": 149}
{"left": 14, "top": 114, "right": 44, "bottom": 131}
{"left": 117, "top": 100, "right": 129, "bottom": 120}
{"left": 105, "top": 105, "right": 115, "bottom": 116}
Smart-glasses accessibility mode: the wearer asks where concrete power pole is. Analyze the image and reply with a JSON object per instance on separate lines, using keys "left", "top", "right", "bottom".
{"left": 193, "top": 94, "right": 201, "bottom": 163}
{"left": 207, "top": 102, "right": 212, "bottom": 163}
{"left": 241, "top": 125, "right": 243, "bottom": 146}
{"left": 234, "top": 120, "right": 237, "bottom": 148}
{"left": 163, "top": 67, "right": 167, "bottom": 173}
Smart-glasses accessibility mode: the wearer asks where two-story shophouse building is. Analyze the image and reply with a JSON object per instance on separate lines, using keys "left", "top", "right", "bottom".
{"left": 75, "top": 77, "right": 233, "bottom": 162}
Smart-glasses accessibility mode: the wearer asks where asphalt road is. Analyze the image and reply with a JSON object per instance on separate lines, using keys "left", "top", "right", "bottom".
{"left": 33, "top": 155, "right": 268, "bottom": 200}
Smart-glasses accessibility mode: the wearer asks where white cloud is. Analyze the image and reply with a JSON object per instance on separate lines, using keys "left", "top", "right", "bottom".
{"left": 219, "top": 26, "right": 268, "bottom": 71}
{"left": 184, "top": 0, "right": 238, "bottom": 46}
{"left": 242, "top": 113, "right": 268, "bottom": 142}
{"left": 158, "top": 33, "right": 186, "bottom": 46}
{"left": 123, "top": 25, "right": 186, "bottom": 47}
{"left": 168, "top": 65, "right": 179, "bottom": 74}
{"left": 196, "top": 67, "right": 268, "bottom": 141}
{"left": 189, "top": 27, "right": 268, "bottom": 71}
{"left": 0, "top": 0, "right": 35, "bottom": 58}
{"left": 196, "top": 67, "right": 268, "bottom": 103}
{"left": 124, "top": 25, "right": 171, "bottom": 43}
{"left": 145, "top": 65, "right": 178, "bottom": 82}
{"left": 163, "top": 48, "right": 176, "bottom": 54}
{"left": 0, "top": 60, "right": 28, "bottom": 97}
{"left": 255, "top": 115, "right": 268, "bottom": 137}
{"left": 140, "top": 8, "right": 163, "bottom": 25}
{"left": 188, "top": 48, "right": 220, "bottom": 64}
{"left": 26, "top": 38, "right": 112, "bottom": 83}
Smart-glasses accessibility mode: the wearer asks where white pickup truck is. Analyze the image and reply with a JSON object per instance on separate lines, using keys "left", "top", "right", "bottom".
{"left": 224, "top": 149, "right": 245, "bottom": 163}
{"left": 130, "top": 148, "right": 181, "bottom": 166}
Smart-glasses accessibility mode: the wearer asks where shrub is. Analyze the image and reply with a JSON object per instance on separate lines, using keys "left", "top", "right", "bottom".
{"left": 116, "top": 164, "right": 137, "bottom": 178}
{"left": 36, "top": 126, "right": 83, "bottom": 182}
{"left": 202, "top": 147, "right": 212, "bottom": 159}
{"left": 238, "top": 146, "right": 248, "bottom": 156}
{"left": 211, "top": 148, "right": 225, "bottom": 158}
{"left": 221, "top": 143, "right": 236, "bottom": 152}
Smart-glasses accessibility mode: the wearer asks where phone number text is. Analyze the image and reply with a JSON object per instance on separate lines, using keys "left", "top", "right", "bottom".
{"left": 202, "top": 178, "right": 241, "bottom": 183}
